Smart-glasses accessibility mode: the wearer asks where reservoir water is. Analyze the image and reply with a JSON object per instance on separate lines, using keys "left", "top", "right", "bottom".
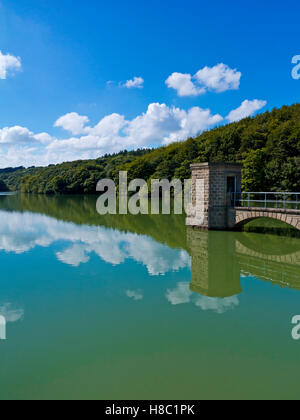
{"left": 0, "top": 194, "right": 300, "bottom": 400}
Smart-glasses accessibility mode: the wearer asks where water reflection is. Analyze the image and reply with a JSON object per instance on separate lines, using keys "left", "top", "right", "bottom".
{"left": 187, "top": 228, "right": 241, "bottom": 298}
{"left": 0, "top": 304, "right": 24, "bottom": 323}
{"left": 187, "top": 227, "right": 300, "bottom": 299}
{"left": 0, "top": 209, "right": 190, "bottom": 276}
{"left": 2, "top": 195, "right": 300, "bottom": 400}
{"left": 0, "top": 303, "right": 24, "bottom": 340}
{"left": 125, "top": 290, "right": 144, "bottom": 301}
{"left": 166, "top": 282, "right": 239, "bottom": 314}
{"left": 0, "top": 194, "right": 300, "bottom": 310}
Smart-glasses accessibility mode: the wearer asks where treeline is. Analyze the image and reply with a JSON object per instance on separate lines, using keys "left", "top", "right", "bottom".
{"left": 121, "top": 104, "right": 300, "bottom": 192}
{"left": 0, "top": 149, "right": 151, "bottom": 194}
{"left": 0, "top": 103, "right": 300, "bottom": 193}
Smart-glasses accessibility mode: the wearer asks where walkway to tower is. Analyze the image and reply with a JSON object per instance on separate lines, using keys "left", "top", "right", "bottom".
{"left": 186, "top": 162, "right": 300, "bottom": 231}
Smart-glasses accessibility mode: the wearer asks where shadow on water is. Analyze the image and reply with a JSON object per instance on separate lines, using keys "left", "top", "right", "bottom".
{"left": 240, "top": 217, "right": 300, "bottom": 239}
{"left": 1, "top": 193, "right": 300, "bottom": 299}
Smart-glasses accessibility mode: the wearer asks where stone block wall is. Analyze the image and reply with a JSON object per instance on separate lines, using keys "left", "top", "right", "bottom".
{"left": 186, "top": 162, "right": 242, "bottom": 230}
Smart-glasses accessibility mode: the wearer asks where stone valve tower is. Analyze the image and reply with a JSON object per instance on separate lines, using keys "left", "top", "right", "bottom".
{"left": 186, "top": 162, "right": 243, "bottom": 230}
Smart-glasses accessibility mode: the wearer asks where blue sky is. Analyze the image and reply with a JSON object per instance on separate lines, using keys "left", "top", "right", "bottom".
{"left": 0, "top": 0, "right": 299, "bottom": 167}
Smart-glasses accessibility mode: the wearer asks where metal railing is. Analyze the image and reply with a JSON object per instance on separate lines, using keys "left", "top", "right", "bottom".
{"left": 231, "top": 192, "right": 300, "bottom": 210}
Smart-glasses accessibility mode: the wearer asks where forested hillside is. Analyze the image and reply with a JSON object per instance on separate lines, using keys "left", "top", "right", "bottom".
{"left": 0, "top": 149, "right": 151, "bottom": 194}
{"left": 1, "top": 104, "right": 299, "bottom": 194}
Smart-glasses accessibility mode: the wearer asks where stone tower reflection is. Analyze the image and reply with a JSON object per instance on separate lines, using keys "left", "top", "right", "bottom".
{"left": 187, "top": 227, "right": 242, "bottom": 298}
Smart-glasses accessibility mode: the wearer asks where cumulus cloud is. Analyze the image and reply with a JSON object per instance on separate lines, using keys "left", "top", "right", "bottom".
{"left": 163, "top": 106, "right": 223, "bottom": 145}
{"left": 0, "top": 93, "right": 266, "bottom": 168}
{"left": 166, "top": 63, "right": 242, "bottom": 96}
{"left": 0, "top": 103, "right": 223, "bottom": 167}
{"left": 166, "top": 73, "right": 205, "bottom": 97}
{"left": 0, "top": 126, "right": 55, "bottom": 146}
{"left": 123, "top": 77, "right": 144, "bottom": 89}
{"left": 227, "top": 99, "right": 267, "bottom": 123}
{"left": 195, "top": 63, "right": 241, "bottom": 93}
{"left": 54, "top": 112, "right": 90, "bottom": 135}
{"left": 123, "top": 103, "right": 223, "bottom": 146}
{"left": 0, "top": 51, "right": 22, "bottom": 79}
{"left": 0, "top": 126, "right": 36, "bottom": 145}
{"left": 91, "top": 113, "right": 127, "bottom": 137}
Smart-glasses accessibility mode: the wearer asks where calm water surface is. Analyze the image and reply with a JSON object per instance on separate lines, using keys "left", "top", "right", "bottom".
{"left": 0, "top": 194, "right": 300, "bottom": 400}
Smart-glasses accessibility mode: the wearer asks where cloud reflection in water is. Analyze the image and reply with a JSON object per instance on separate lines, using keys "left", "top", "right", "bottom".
{"left": 166, "top": 282, "right": 240, "bottom": 314}
{"left": 0, "top": 210, "right": 191, "bottom": 276}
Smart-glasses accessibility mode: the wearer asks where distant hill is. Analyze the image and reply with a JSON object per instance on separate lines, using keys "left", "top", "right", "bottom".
{"left": 0, "top": 166, "right": 26, "bottom": 191}
{"left": 0, "top": 166, "right": 26, "bottom": 174}
{"left": 1, "top": 103, "right": 299, "bottom": 193}
{"left": 0, "top": 150, "right": 152, "bottom": 194}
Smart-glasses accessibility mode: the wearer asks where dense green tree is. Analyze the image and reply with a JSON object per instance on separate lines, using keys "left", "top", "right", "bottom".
{"left": 242, "top": 149, "right": 267, "bottom": 191}
{"left": 0, "top": 179, "right": 9, "bottom": 192}
{"left": 0, "top": 104, "right": 299, "bottom": 194}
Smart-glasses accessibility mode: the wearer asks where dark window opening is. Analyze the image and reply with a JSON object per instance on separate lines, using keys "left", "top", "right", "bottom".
{"left": 227, "top": 176, "right": 236, "bottom": 193}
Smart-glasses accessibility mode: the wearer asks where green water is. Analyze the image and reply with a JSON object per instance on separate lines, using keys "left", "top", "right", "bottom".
{"left": 0, "top": 194, "right": 300, "bottom": 400}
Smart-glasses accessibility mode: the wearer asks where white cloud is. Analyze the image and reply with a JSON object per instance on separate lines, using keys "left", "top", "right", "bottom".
{"left": 163, "top": 106, "right": 223, "bottom": 145}
{"left": 195, "top": 63, "right": 241, "bottom": 93}
{"left": 227, "top": 99, "right": 267, "bottom": 123}
{"left": 125, "top": 290, "right": 144, "bottom": 301}
{"left": 0, "top": 103, "right": 223, "bottom": 167}
{"left": 123, "top": 77, "right": 144, "bottom": 89}
{"left": 91, "top": 113, "right": 127, "bottom": 137}
{"left": 33, "top": 132, "right": 54, "bottom": 144}
{"left": 124, "top": 103, "right": 223, "bottom": 147}
{"left": 0, "top": 51, "right": 22, "bottom": 79}
{"left": 0, "top": 126, "right": 54, "bottom": 146}
{"left": 54, "top": 112, "right": 90, "bottom": 135}
{"left": 0, "top": 126, "right": 35, "bottom": 145}
{"left": 166, "top": 63, "right": 242, "bottom": 97}
{"left": 166, "top": 73, "right": 204, "bottom": 97}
